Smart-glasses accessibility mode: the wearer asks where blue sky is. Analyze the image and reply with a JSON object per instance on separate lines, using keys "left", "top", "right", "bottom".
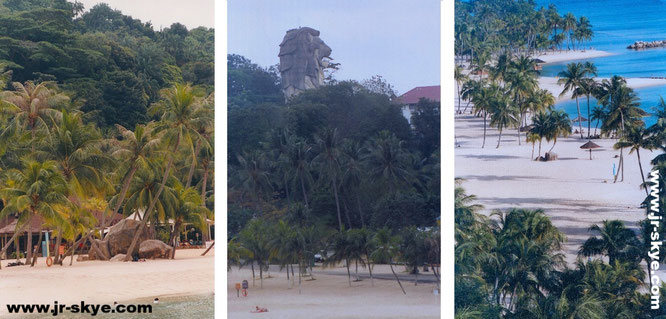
{"left": 228, "top": 0, "right": 440, "bottom": 94}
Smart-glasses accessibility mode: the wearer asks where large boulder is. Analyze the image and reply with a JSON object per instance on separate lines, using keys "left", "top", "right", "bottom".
{"left": 109, "top": 254, "right": 126, "bottom": 262}
{"left": 139, "top": 240, "right": 173, "bottom": 259}
{"left": 89, "top": 219, "right": 151, "bottom": 260}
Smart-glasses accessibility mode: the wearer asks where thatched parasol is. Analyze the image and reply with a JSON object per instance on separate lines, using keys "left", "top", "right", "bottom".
{"left": 580, "top": 141, "right": 601, "bottom": 160}
{"left": 571, "top": 116, "right": 588, "bottom": 122}
{"left": 534, "top": 58, "right": 546, "bottom": 64}
{"left": 519, "top": 125, "right": 534, "bottom": 132}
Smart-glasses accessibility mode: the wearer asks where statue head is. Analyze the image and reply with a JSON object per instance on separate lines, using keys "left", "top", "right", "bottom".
{"left": 278, "top": 27, "right": 332, "bottom": 98}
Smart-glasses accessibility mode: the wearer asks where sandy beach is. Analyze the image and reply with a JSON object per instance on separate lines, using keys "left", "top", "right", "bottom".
{"left": 227, "top": 265, "right": 440, "bottom": 319}
{"left": 0, "top": 248, "right": 214, "bottom": 316}
{"left": 534, "top": 49, "right": 613, "bottom": 63}
{"left": 454, "top": 112, "right": 652, "bottom": 264}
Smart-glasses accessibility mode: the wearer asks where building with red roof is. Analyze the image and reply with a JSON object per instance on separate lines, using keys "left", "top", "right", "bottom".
{"left": 396, "top": 85, "right": 440, "bottom": 123}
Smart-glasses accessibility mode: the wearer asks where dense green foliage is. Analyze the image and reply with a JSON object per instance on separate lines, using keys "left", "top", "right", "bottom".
{"left": 0, "top": 2, "right": 214, "bottom": 265}
{"left": 0, "top": 0, "right": 213, "bottom": 129}
{"left": 227, "top": 54, "right": 441, "bottom": 289}
{"left": 456, "top": 0, "right": 592, "bottom": 61}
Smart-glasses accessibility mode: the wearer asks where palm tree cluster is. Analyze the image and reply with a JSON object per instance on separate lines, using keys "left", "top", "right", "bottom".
{"left": 462, "top": 54, "right": 569, "bottom": 152}
{"left": 455, "top": 180, "right": 666, "bottom": 318}
{"left": 0, "top": 80, "right": 214, "bottom": 266}
{"left": 228, "top": 212, "right": 440, "bottom": 294}
{"left": 455, "top": 1, "right": 593, "bottom": 64}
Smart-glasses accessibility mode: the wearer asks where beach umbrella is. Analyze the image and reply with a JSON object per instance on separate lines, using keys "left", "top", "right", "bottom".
{"left": 571, "top": 116, "right": 588, "bottom": 123}
{"left": 580, "top": 141, "right": 601, "bottom": 160}
{"left": 519, "top": 125, "right": 534, "bottom": 132}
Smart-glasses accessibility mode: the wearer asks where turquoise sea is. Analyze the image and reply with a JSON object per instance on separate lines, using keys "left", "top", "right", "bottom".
{"left": 535, "top": 0, "right": 666, "bottom": 127}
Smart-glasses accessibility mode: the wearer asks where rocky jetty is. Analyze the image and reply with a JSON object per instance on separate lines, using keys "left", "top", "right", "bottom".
{"left": 627, "top": 40, "right": 666, "bottom": 49}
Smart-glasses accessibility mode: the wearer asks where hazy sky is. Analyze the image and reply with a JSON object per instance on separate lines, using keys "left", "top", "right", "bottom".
{"left": 71, "top": 0, "right": 214, "bottom": 30}
{"left": 228, "top": 0, "right": 440, "bottom": 94}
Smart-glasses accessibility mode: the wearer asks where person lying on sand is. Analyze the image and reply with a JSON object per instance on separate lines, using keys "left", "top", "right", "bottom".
{"left": 251, "top": 306, "right": 268, "bottom": 313}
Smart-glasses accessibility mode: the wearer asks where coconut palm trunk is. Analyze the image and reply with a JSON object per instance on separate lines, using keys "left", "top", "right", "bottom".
{"left": 201, "top": 241, "right": 214, "bottom": 256}
{"left": 346, "top": 258, "right": 352, "bottom": 287}
{"left": 54, "top": 229, "right": 63, "bottom": 264}
{"left": 124, "top": 136, "right": 181, "bottom": 261}
{"left": 575, "top": 96, "right": 583, "bottom": 138}
{"left": 25, "top": 216, "right": 34, "bottom": 264}
{"left": 587, "top": 95, "right": 591, "bottom": 140}
{"left": 367, "top": 257, "right": 374, "bottom": 286}
{"left": 390, "top": 262, "right": 406, "bottom": 294}
{"left": 299, "top": 174, "right": 309, "bottom": 208}
{"left": 186, "top": 139, "right": 202, "bottom": 188}
{"left": 356, "top": 197, "right": 365, "bottom": 228}
{"left": 31, "top": 229, "right": 43, "bottom": 267}
{"left": 496, "top": 124, "right": 503, "bottom": 148}
{"left": 482, "top": 111, "right": 487, "bottom": 148}
{"left": 636, "top": 149, "right": 648, "bottom": 196}
{"left": 201, "top": 163, "right": 209, "bottom": 206}
{"left": 332, "top": 179, "right": 343, "bottom": 231}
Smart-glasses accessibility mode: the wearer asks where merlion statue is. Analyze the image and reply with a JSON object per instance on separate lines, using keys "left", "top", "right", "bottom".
{"left": 278, "top": 27, "right": 332, "bottom": 99}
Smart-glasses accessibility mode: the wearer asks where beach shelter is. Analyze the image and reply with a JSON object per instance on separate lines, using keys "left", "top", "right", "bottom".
{"left": 580, "top": 141, "right": 601, "bottom": 160}
{"left": 571, "top": 116, "right": 588, "bottom": 123}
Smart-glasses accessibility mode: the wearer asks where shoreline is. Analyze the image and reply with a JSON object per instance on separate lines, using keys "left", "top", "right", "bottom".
{"left": 534, "top": 49, "right": 613, "bottom": 64}
{"left": 0, "top": 248, "right": 214, "bottom": 316}
{"left": 227, "top": 265, "right": 440, "bottom": 319}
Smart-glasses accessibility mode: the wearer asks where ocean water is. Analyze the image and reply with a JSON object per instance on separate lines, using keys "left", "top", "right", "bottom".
{"left": 534, "top": 0, "right": 666, "bottom": 126}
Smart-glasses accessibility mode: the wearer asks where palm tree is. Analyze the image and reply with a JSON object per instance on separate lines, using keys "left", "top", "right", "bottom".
{"left": 526, "top": 132, "right": 539, "bottom": 160}
{"left": 562, "top": 13, "right": 577, "bottom": 50}
{"left": 579, "top": 220, "right": 641, "bottom": 265}
{"left": 61, "top": 124, "right": 160, "bottom": 260}
{"left": 590, "top": 105, "right": 606, "bottom": 137}
{"left": 614, "top": 125, "right": 654, "bottom": 196}
{"left": 362, "top": 131, "right": 411, "bottom": 193}
{"left": 313, "top": 128, "right": 344, "bottom": 231}
{"left": 558, "top": 62, "right": 586, "bottom": 138}
{"left": 598, "top": 76, "right": 646, "bottom": 182}
{"left": 0, "top": 161, "right": 69, "bottom": 268}
{"left": 167, "top": 182, "right": 211, "bottom": 259}
{"left": 340, "top": 140, "right": 366, "bottom": 227}
{"left": 325, "top": 230, "right": 354, "bottom": 287}
{"left": 470, "top": 81, "right": 493, "bottom": 148}
{"left": 455, "top": 65, "right": 469, "bottom": 113}
{"left": 505, "top": 57, "right": 538, "bottom": 144}
{"left": 185, "top": 101, "right": 213, "bottom": 189}
{"left": 0, "top": 81, "right": 67, "bottom": 154}
{"left": 285, "top": 137, "right": 313, "bottom": 208}
{"left": 579, "top": 75, "right": 598, "bottom": 140}
{"left": 489, "top": 94, "right": 518, "bottom": 148}
{"left": 460, "top": 79, "right": 480, "bottom": 114}
{"left": 371, "top": 227, "right": 406, "bottom": 294}
{"left": 529, "top": 111, "right": 551, "bottom": 159}
{"left": 42, "top": 110, "right": 112, "bottom": 264}
{"left": 125, "top": 83, "right": 207, "bottom": 261}
{"left": 239, "top": 218, "right": 271, "bottom": 288}
{"left": 546, "top": 109, "right": 572, "bottom": 153}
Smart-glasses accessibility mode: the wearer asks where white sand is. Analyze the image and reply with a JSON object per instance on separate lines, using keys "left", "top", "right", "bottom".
{"left": 534, "top": 49, "right": 613, "bottom": 64}
{"left": 455, "top": 112, "right": 653, "bottom": 264}
{"left": 0, "top": 248, "right": 214, "bottom": 315}
{"left": 227, "top": 265, "right": 440, "bottom": 319}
